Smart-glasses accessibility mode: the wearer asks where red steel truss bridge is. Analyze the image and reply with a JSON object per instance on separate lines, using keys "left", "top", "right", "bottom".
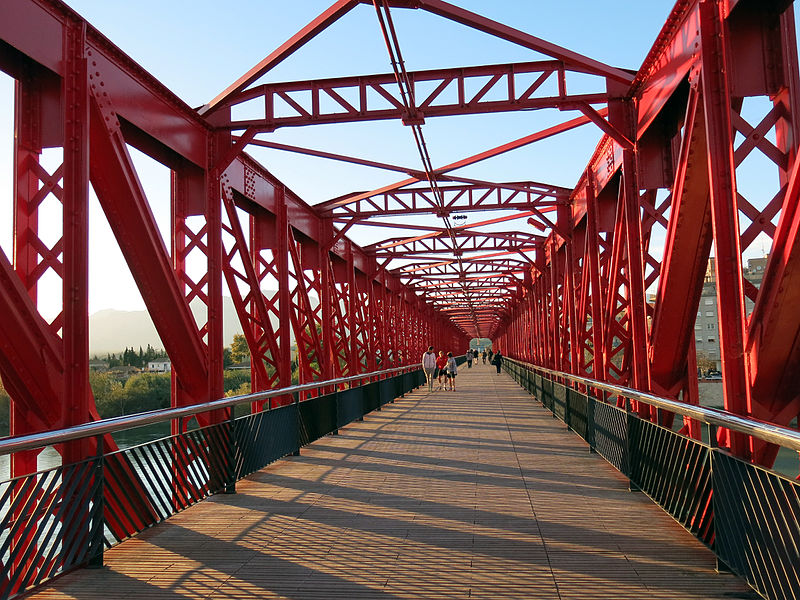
{"left": 1, "top": 0, "right": 800, "bottom": 598}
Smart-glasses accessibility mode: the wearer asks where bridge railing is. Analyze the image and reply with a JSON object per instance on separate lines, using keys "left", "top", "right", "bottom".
{"left": 0, "top": 364, "right": 424, "bottom": 599}
{"left": 503, "top": 357, "right": 800, "bottom": 600}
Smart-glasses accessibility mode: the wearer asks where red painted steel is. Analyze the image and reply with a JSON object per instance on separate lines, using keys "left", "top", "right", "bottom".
{"left": 495, "top": 0, "right": 800, "bottom": 465}
{"left": 0, "top": 1, "right": 799, "bottom": 564}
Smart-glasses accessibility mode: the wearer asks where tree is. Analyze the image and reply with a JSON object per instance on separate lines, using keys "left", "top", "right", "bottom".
{"left": 0, "top": 376, "right": 10, "bottom": 435}
{"left": 90, "top": 371, "right": 124, "bottom": 418}
{"left": 230, "top": 333, "right": 250, "bottom": 364}
{"left": 224, "top": 370, "right": 251, "bottom": 394}
{"left": 122, "top": 373, "right": 171, "bottom": 414}
{"left": 696, "top": 351, "right": 716, "bottom": 374}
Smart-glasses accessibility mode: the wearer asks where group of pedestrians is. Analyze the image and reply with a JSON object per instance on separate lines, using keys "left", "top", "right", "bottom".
{"left": 421, "top": 347, "right": 459, "bottom": 391}
{"left": 421, "top": 345, "right": 505, "bottom": 392}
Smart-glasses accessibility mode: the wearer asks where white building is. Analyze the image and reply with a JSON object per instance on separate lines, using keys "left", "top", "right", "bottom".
{"left": 147, "top": 360, "right": 171, "bottom": 372}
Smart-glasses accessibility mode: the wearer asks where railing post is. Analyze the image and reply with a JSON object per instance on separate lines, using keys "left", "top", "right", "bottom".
{"left": 293, "top": 392, "right": 301, "bottom": 456}
{"left": 88, "top": 434, "right": 104, "bottom": 568}
{"left": 333, "top": 389, "right": 339, "bottom": 435}
{"left": 625, "top": 397, "right": 640, "bottom": 492}
{"left": 587, "top": 395, "right": 597, "bottom": 453}
{"left": 224, "top": 408, "right": 237, "bottom": 494}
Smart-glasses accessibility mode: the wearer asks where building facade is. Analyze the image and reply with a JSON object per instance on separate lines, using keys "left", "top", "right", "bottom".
{"left": 694, "top": 256, "right": 768, "bottom": 372}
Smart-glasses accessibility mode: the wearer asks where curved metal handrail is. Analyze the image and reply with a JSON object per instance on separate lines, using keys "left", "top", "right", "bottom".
{"left": 505, "top": 357, "right": 800, "bottom": 454}
{"left": 0, "top": 364, "right": 419, "bottom": 455}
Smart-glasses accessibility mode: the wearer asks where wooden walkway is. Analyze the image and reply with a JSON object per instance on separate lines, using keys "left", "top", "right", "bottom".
{"left": 31, "top": 365, "right": 754, "bottom": 600}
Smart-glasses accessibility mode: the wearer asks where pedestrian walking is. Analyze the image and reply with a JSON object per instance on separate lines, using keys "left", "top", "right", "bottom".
{"left": 435, "top": 350, "right": 448, "bottom": 390}
{"left": 488, "top": 349, "right": 494, "bottom": 364}
{"left": 482, "top": 350, "right": 487, "bottom": 364}
{"left": 421, "top": 345, "right": 437, "bottom": 392}
{"left": 492, "top": 350, "right": 503, "bottom": 375}
{"left": 465, "top": 349, "right": 473, "bottom": 368}
{"left": 446, "top": 352, "right": 458, "bottom": 391}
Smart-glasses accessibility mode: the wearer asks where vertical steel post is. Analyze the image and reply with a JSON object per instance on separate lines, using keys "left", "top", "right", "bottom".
{"left": 320, "top": 243, "right": 335, "bottom": 385}
{"left": 613, "top": 95, "right": 652, "bottom": 409}
{"left": 62, "top": 19, "right": 90, "bottom": 464}
{"left": 347, "top": 250, "right": 358, "bottom": 373}
{"left": 276, "top": 186, "right": 292, "bottom": 397}
{"left": 549, "top": 240, "right": 561, "bottom": 371}
{"left": 585, "top": 175, "right": 607, "bottom": 381}
{"left": 10, "top": 54, "right": 45, "bottom": 478}
{"left": 560, "top": 204, "right": 580, "bottom": 376}
{"left": 700, "top": 0, "right": 751, "bottom": 457}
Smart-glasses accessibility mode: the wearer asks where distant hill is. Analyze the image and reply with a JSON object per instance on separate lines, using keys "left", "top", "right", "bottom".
{"left": 89, "top": 296, "right": 248, "bottom": 355}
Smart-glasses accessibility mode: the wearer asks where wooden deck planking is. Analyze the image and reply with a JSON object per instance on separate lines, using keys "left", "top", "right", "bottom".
{"left": 28, "top": 364, "right": 755, "bottom": 599}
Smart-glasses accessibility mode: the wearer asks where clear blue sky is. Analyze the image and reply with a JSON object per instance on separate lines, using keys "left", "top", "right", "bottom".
{"left": 0, "top": 1, "right": 776, "bottom": 318}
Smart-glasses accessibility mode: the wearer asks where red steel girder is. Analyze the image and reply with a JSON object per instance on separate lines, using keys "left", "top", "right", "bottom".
{"left": 699, "top": 0, "right": 751, "bottom": 455}
{"left": 363, "top": 0, "right": 635, "bottom": 85}
{"left": 747, "top": 149, "right": 800, "bottom": 423}
{"left": 88, "top": 86, "right": 209, "bottom": 400}
{"left": 649, "top": 87, "right": 712, "bottom": 396}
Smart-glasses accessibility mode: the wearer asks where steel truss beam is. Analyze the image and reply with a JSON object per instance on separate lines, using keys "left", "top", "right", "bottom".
{"left": 221, "top": 61, "right": 609, "bottom": 131}
{"left": 328, "top": 183, "right": 565, "bottom": 220}
{"left": 495, "top": 0, "right": 800, "bottom": 467}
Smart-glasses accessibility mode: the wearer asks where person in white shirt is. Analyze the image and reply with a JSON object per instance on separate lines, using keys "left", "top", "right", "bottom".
{"left": 421, "top": 346, "right": 437, "bottom": 392}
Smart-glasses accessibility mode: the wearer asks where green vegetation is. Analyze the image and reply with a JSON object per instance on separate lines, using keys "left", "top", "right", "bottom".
{"left": 0, "top": 378, "right": 9, "bottom": 436}
{"left": 91, "top": 369, "right": 254, "bottom": 418}
{"left": 0, "top": 366, "right": 253, "bottom": 437}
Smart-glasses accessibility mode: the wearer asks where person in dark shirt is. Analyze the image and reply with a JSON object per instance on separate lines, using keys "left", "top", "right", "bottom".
{"left": 492, "top": 350, "right": 503, "bottom": 375}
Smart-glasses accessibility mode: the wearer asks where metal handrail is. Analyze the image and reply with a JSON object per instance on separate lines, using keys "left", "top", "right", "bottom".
{"left": 506, "top": 357, "right": 800, "bottom": 454}
{"left": 0, "top": 364, "right": 420, "bottom": 456}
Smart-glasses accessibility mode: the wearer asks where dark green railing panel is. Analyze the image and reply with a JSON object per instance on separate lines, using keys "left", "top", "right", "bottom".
{"left": 299, "top": 393, "right": 338, "bottom": 446}
{"left": 362, "top": 381, "right": 381, "bottom": 413}
{"left": 379, "top": 378, "right": 396, "bottom": 406}
{"left": 234, "top": 404, "right": 298, "bottom": 479}
{"left": 592, "top": 400, "right": 628, "bottom": 474}
{"left": 566, "top": 389, "right": 588, "bottom": 441}
{"left": 713, "top": 452, "right": 800, "bottom": 599}
{"left": 628, "top": 418, "right": 713, "bottom": 546}
{"left": 337, "top": 387, "right": 364, "bottom": 427}
{"left": 552, "top": 383, "right": 567, "bottom": 421}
